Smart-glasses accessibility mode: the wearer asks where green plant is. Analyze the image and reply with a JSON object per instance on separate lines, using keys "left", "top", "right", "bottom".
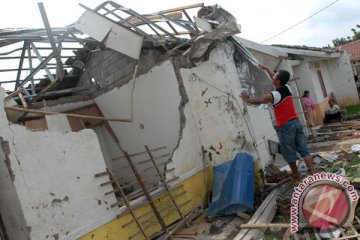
{"left": 345, "top": 105, "right": 360, "bottom": 117}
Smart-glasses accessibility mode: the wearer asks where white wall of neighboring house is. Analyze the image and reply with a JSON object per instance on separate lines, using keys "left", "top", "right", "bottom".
{"left": 293, "top": 62, "right": 317, "bottom": 103}
{"left": 282, "top": 51, "right": 358, "bottom": 108}
{"left": 326, "top": 54, "right": 359, "bottom": 106}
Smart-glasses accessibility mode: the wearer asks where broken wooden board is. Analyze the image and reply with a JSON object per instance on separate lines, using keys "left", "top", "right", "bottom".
{"left": 234, "top": 189, "right": 278, "bottom": 240}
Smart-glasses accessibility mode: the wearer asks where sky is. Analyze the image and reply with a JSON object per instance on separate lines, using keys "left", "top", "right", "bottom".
{"left": 0, "top": 0, "right": 359, "bottom": 47}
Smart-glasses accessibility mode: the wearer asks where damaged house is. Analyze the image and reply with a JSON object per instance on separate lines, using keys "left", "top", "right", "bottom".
{"left": 0, "top": 2, "right": 358, "bottom": 240}
{"left": 237, "top": 37, "right": 359, "bottom": 128}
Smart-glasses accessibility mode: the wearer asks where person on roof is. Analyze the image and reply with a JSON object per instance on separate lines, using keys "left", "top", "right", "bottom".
{"left": 240, "top": 64, "right": 315, "bottom": 181}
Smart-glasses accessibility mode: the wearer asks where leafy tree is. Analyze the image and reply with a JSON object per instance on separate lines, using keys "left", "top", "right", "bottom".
{"left": 332, "top": 24, "right": 360, "bottom": 47}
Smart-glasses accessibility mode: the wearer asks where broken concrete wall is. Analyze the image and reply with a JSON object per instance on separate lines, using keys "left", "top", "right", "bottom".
{"left": 0, "top": 138, "right": 30, "bottom": 240}
{"left": 85, "top": 40, "right": 276, "bottom": 183}
{"left": 93, "top": 60, "right": 181, "bottom": 184}
{"left": 78, "top": 48, "right": 165, "bottom": 90}
{"left": 0, "top": 88, "right": 116, "bottom": 240}
{"left": 2, "top": 39, "right": 277, "bottom": 238}
{"left": 81, "top": 38, "right": 275, "bottom": 184}
{"left": 174, "top": 41, "right": 268, "bottom": 170}
{"left": 78, "top": 49, "right": 137, "bottom": 88}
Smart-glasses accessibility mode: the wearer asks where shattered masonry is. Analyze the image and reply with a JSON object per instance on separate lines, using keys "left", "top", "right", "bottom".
{"left": 0, "top": 1, "right": 358, "bottom": 240}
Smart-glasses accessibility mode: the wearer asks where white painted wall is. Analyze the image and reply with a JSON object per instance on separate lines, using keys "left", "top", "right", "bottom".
{"left": 166, "top": 103, "right": 203, "bottom": 177}
{"left": 89, "top": 41, "right": 276, "bottom": 182}
{"left": 0, "top": 40, "right": 279, "bottom": 239}
{"left": 0, "top": 88, "right": 116, "bottom": 240}
{"left": 307, "top": 61, "right": 332, "bottom": 103}
{"left": 94, "top": 61, "right": 181, "bottom": 183}
{"left": 326, "top": 54, "right": 360, "bottom": 106}
{"left": 293, "top": 62, "right": 317, "bottom": 102}
{"left": 177, "top": 41, "right": 267, "bottom": 171}
{"left": 290, "top": 54, "right": 358, "bottom": 107}
{"left": 246, "top": 106, "right": 278, "bottom": 166}
{"left": 45, "top": 115, "right": 72, "bottom": 133}
{"left": 0, "top": 141, "right": 30, "bottom": 240}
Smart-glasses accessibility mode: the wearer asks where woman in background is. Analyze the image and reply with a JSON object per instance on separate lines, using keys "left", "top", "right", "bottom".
{"left": 302, "top": 90, "right": 316, "bottom": 127}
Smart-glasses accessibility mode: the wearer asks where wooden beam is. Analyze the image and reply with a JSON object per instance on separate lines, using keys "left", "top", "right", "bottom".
{"left": 128, "top": 12, "right": 182, "bottom": 26}
{"left": 234, "top": 189, "right": 278, "bottom": 240}
{"left": 5, "top": 106, "right": 131, "bottom": 122}
{"left": 17, "top": 93, "right": 28, "bottom": 108}
{"left": 158, "top": 3, "right": 204, "bottom": 14}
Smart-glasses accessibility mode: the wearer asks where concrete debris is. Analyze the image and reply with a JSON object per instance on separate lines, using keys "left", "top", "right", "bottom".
{"left": 188, "top": 5, "right": 241, "bottom": 60}
{"left": 264, "top": 163, "right": 290, "bottom": 183}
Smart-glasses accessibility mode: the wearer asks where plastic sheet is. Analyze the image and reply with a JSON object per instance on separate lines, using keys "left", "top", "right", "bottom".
{"left": 207, "top": 152, "right": 254, "bottom": 218}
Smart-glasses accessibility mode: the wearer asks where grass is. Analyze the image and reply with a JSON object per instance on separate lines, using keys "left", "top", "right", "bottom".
{"left": 345, "top": 104, "right": 360, "bottom": 117}
{"left": 325, "top": 153, "right": 360, "bottom": 178}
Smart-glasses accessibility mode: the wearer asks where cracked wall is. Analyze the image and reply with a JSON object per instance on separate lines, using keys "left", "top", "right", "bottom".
{"left": 86, "top": 40, "right": 277, "bottom": 185}
{"left": 168, "top": 41, "right": 266, "bottom": 177}
{"left": 0, "top": 137, "right": 29, "bottom": 239}
{"left": 0, "top": 40, "right": 279, "bottom": 238}
{"left": 0, "top": 88, "right": 116, "bottom": 240}
{"left": 93, "top": 60, "right": 182, "bottom": 188}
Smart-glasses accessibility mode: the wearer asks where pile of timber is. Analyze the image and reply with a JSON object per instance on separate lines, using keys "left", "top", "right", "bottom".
{"left": 313, "top": 121, "right": 360, "bottom": 142}
{"left": 233, "top": 189, "right": 278, "bottom": 240}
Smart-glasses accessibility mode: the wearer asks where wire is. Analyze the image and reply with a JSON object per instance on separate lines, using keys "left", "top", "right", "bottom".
{"left": 261, "top": 0, "right": 340, "bottom": 43}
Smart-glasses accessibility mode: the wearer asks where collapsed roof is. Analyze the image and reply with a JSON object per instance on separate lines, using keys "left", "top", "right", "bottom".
{"left": 0, "top": 2, "right": 241, "bottom": 103}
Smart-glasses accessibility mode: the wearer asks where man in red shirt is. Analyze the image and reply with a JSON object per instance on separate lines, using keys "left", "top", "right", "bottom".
{"left": 240, "top": 64, "right": 315, "bottom": 181}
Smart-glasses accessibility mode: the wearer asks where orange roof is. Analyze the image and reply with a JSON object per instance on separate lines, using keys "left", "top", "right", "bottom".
{"left": 340, "top": 39, "right": 360, "bottom": 61}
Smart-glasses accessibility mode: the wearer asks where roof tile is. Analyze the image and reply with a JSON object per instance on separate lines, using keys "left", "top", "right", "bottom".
{"left": 340, "top": 39, "right": 360, "bottom": 61}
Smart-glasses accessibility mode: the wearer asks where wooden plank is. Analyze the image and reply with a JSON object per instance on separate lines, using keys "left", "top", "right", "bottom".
{"left": 24, "top": 118, "right": 48, "bottom": 131}
{"left": 240, "top": 223, "right": 289, "bottom": 228}
{"left": 128, "top": 12, "right": 183, "bottom": 26}
{"left": 107, "top": 169, "right": 149, "bottom": 240}
{"left": 337, "top": 234, "right": 360, "bottom": 240}
{"left": 158, "top": 3, "right": 204, "bottom": 14}
{"left": 145, "top": 145, "right": 186, "bottom": 222}
{"left": 4, "top": 88, "right": 22, "bottom": 100}
{"left": 5, "top": 106, "right": 131, "bottom": 122}
{"left": 67, "top": 117, "right": 85, "bottom": 132}
{"left": 124, "top": 151, "right": 167, "bottom": 231}
{"left": 18, "top": 92, "right": 28, "bottom": 108}
{"left": 237, "top": 212, "right": 251, "bottom": 221}
{"left": 234, "top": 189, "right": 278, "bottom": 240}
